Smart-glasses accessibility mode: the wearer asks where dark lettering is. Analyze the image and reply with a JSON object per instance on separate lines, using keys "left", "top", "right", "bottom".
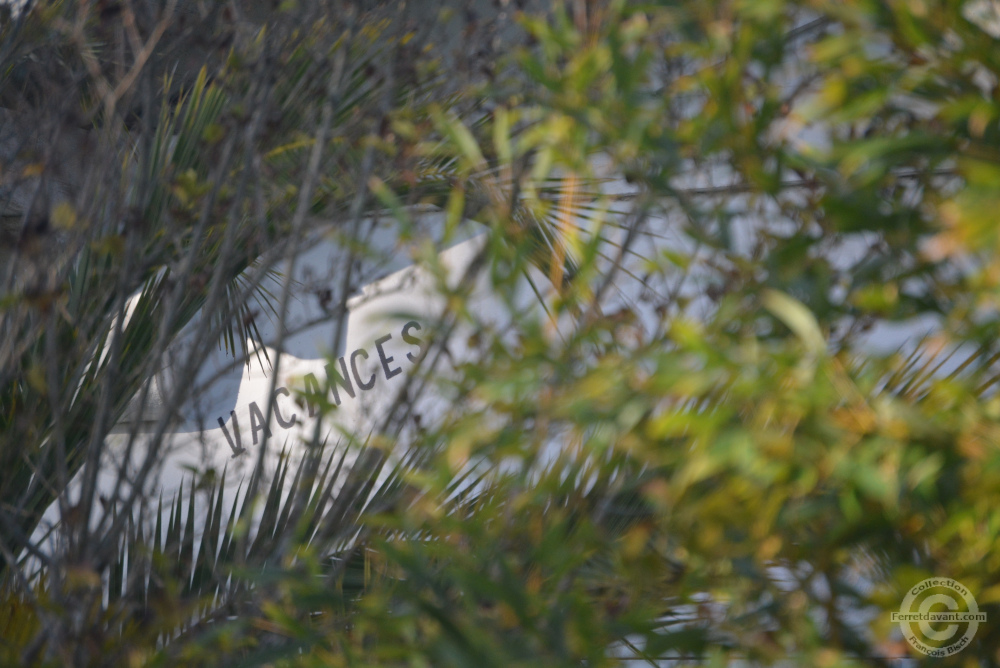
{"left": 375, "top": 333, "right": 402, "bottom": 380}
{"left": 248, "top": 401, "right": 271, "bottom": 445}
{"left": 272, "top": 387, "right": 297, "bottom": 428}
{"left": 325, "top": 356, "right": 356, "bottom": 405}
{"left": 402, "top": 320, "right": 423, "bottom": 362}
{"left": 350, "top": 348, "right": 376, "bottom": 390}
{"left": 218, "top": 411, "right": 245, "bottom": 456}
{"left": 303, "top": 373, "right": 322, "bottom": 417}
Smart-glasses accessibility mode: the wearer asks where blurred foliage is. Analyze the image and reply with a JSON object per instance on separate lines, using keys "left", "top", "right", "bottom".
{"left": 4, "top": 0, "right": 1000, "bottom": 666}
